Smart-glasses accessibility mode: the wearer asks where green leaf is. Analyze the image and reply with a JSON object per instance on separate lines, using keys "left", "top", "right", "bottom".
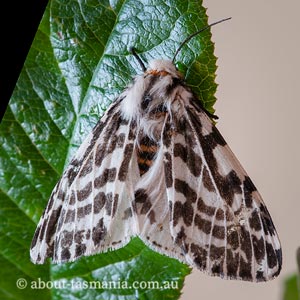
{"left": 282, "top": 249, "right": 300, "bottom": 300}
{"left": 282, "top": 274, "right": 299, "bottom": 300}
{"left": 0, "top": 0, "right": 219, "bottom": 299}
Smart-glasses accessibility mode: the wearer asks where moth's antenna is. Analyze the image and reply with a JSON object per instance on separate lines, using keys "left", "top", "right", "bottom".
{"left": 172, "top": 17, "right": 231, "bottom": 63}
{"left": 130, "top": 47, "right": 147, "bottom": 72}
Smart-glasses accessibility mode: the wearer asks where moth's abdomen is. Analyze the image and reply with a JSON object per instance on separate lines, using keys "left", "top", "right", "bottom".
{"left": 137, "top": 136, "right": 159, "bottom": 176}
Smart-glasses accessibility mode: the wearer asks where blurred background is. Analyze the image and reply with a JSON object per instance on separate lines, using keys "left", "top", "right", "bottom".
{"left": 182, "top": 0, "right": 300, "bottom": 299}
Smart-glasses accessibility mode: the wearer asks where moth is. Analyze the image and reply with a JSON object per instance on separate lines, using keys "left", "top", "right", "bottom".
{"left": 30, "top": 18, "right": 282, "bottom": 282}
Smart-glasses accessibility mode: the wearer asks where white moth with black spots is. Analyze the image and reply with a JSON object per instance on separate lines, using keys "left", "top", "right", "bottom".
{"left": 30, "top": 19, "right": 282, "bottom": 282}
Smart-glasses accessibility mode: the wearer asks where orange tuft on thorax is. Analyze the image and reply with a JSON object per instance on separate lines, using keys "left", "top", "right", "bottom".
{"left": 146, "top": 70, "right": 170, "bottom": 77}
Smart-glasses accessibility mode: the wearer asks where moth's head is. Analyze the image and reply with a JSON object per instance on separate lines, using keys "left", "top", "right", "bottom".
{"left": 146, "top": 59, "right": 182, "bottom": 78}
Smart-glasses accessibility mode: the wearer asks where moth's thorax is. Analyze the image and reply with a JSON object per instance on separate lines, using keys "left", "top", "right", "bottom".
{"left": 120, "top": 59, "right": 188, "bottom": 140}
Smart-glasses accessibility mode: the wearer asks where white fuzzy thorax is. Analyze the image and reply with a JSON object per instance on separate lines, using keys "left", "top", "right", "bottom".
{"left": 120, "top": 59, "right": 185, "bottom": 140}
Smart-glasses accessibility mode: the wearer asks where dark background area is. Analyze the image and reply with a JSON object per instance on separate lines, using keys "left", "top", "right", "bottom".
{"left": 0, "top": 0, "right": 48, "bottom": 122}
